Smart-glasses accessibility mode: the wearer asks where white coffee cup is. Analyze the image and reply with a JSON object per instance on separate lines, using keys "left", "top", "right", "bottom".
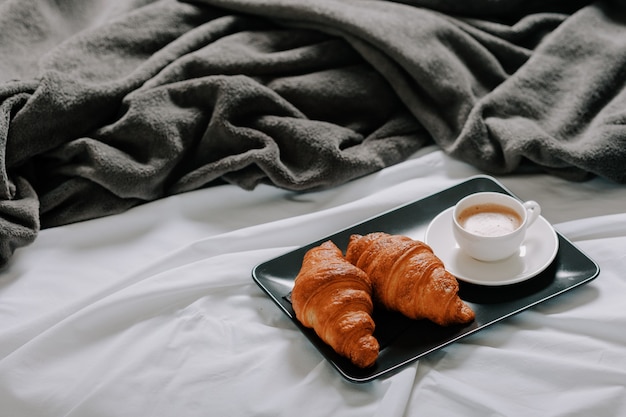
{"left": 452, "top": 192, "right": 541, "bottom": 262}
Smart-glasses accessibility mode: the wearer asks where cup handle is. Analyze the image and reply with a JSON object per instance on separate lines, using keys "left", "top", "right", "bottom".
{"left": 523, "top": 200, "right": 541, "bottom": 227}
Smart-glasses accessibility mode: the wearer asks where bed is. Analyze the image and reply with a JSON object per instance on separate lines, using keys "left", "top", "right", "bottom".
{"left": 1, "top": 1, "right": 626, "bottom": 416}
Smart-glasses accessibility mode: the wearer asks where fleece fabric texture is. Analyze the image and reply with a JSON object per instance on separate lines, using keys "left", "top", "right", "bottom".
{"left": 0, "top": 0, "right": 624, "bottom": 265}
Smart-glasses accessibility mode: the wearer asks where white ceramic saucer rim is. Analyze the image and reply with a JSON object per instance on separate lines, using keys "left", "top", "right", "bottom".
{"left": 424, "top": 207, "right": 559, "bottom": 286}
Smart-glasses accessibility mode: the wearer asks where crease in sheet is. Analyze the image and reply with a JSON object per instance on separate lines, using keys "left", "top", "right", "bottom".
{"left": 554, "top": 213, "right": 626, "bottom": 241}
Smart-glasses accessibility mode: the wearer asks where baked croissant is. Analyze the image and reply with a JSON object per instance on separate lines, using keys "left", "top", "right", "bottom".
{"left": 291, "top": 240, "right": 379, "bottom": 368}
{"left": 345, "top": 232, "right": 475, "bottom": 326}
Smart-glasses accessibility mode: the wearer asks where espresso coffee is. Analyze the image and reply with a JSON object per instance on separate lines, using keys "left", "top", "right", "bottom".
{"left": 457, "top": 203, "right": 522, "bottom": 237}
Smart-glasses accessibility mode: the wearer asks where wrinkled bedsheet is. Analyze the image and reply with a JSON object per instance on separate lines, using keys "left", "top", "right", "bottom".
{"left": 1, "top": 147, "right": 626, "bottom": 416}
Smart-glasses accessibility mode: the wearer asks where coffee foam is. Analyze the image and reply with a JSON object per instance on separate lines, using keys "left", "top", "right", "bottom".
{"left": 457, "top": 203, "right": 522, "bottom": 237}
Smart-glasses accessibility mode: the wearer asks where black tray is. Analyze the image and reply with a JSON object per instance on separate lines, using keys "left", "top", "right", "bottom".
{"left": 251, "top": 175, "right": 600, "bottom": 383}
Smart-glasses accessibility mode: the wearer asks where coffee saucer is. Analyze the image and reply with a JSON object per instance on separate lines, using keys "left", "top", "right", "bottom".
{"left": 424, "top": 207, "right": 559, "bottom": 286}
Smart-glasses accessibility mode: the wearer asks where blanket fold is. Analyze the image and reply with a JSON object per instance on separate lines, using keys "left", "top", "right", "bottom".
{"left": 0, "top": 0, "right": 624, "bottom": 265}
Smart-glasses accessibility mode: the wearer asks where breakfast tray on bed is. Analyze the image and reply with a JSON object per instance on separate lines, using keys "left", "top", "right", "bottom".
{"left": 252, "top": 175, "right": 600, "bottom": 382}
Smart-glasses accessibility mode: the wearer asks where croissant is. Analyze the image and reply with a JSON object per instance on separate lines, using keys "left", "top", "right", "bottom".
{"left": 345, "top": 232, "right": 475, "bottom": 326}
{"left": 291, "top": 240, "right": 379, "bottom": 368}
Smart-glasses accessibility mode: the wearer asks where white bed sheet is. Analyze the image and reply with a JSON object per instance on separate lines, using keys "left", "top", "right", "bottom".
{"left": 1, "top": 146, "right": 626, "bottom": 416}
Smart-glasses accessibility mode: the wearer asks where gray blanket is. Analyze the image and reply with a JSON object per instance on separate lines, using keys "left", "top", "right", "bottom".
{"left": 0, "top": 0, "right": 624, "bottom": 265}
